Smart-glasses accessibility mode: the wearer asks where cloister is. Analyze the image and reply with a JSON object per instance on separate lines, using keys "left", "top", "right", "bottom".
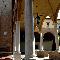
{"left": 1, "top": 0, "right": 60, "bottom": 60}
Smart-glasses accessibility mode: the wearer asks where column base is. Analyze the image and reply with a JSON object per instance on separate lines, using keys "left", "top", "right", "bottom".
{"left": 23, "top": 54, "right": 37, "bottom": 60}
{"left": 13, "top": 51, "right": 21, "bottom": 60}
{"left": 32, "top": 52, "right": 37, "bottom": 58}
{"left": 56, "top": 47, "right": 59, "bottom": 51}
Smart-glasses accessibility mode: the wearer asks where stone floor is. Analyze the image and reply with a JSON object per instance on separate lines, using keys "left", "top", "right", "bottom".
{"left": 21, "top": 54, "right": 49, "bottom": 60}
{"left": 0, "top": 55, "right": 13, "bottom": 60}
{"left": 0, "top": 54, "right": 49, "bottom": 60}
{"left": 0, "top": 49, "right": 60, "bottom": 60}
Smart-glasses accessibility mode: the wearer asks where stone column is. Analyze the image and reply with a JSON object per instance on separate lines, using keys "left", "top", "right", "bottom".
{"left": 13, "top": 21, "right": 21, "bottom": 60}
{"left": 57, "top": 29, "right": 59, "bottom": 51}
{"left": 25, "top": 0, "right": 35, "bottom": 59}
{"left": 33, "top": 37, "right": 36, "bottom": 56}
{"left": 33, "top": 16, "right": 36, "bottom": 56}
{"left": 56, "top": 30, "right": 59, "bottom": 51}
{"left": 40, "top": 33, "right": 43, "bottom": 51}
{"left": 15, "top": 21, "right": 20, "bottom": 52}
{"left": 54, "top": 23, "right": 59, "bottom": 50}
{"left": 13, "top": 30, "right": 16, "bottom": 52}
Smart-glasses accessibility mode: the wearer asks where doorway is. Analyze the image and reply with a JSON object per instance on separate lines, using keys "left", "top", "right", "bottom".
{"left": 43, "top": 32, "right": 55, "bottom": 51}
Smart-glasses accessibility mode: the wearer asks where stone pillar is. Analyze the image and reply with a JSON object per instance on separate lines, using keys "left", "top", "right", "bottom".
{"left": 15, "top": 21, "right": 20, "bottom": 52}
{"left": 40, "top": 33, "right": 43, "bottom": 51}
{"left": 57, "top": 29, "right": 59, "bottom": 51}
{"left": 33, "top": 16, "right": 36, "bottom": 56}
{"left": 57, "top": 30, "right": 60, "bottom": 52}
{"left": 33, "top": 37, "right": 36, "bottom": 56}
{"left": 54, "top": 23, "right": 59, "bottom": 50}
{"left": 13, "top": 52, "right": 21, "bottom": 60}
{"left": 13, "top": 21, "right": 21, "bottom": 60}
{"left": 25, "top": 0, "right": 35, "bottom": 59}
{"left": 13, "top": 30, "right": 16, "bottom": 52}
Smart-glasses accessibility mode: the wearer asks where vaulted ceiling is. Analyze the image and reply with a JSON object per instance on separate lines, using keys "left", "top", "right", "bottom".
{"left": 33, "top": 0, "right": 60, "bottom": 16}
{"left": 17, "top": 0, "right": 60, "bottom": 31}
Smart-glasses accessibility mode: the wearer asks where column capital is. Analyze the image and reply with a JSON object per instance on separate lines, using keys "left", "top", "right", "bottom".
{"left": 15, "top": 21, "right": 20, "bottom": 24}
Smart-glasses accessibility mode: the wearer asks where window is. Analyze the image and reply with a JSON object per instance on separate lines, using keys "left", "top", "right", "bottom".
{"left": 46, "top": 22, "right": 50, "bottom": 27}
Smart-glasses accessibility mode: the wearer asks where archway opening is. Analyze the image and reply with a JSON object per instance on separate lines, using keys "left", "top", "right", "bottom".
{"left": 20, "top": 31, "right": 25, "bottom": 54}
{"left": 34, "top": 32, "right": 40, "bottom": 49}
{"left": 43, "top": 32, "right": 56, "bottom": 51}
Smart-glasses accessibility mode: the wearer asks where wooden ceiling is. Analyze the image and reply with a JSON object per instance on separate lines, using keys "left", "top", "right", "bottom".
{"left": 17, "top": 0, "right": 60, "bottom": 31}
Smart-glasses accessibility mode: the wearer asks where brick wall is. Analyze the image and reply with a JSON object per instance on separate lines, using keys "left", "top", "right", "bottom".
{"left": 0, "top": 16, "right": 12, "bottom": 52}
{"left": 0, "top": 0, "right": 12, "bottom": 52}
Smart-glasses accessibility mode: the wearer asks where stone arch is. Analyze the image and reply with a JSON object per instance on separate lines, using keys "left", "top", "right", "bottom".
{"left": 42, "top": 28, "right": 55, "bottom": 37}
{"left": 43, "top": 32, "right": 56, "bottom": 51}
{"left": 43, "top": 32, "right": 55, "bottom": 41}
